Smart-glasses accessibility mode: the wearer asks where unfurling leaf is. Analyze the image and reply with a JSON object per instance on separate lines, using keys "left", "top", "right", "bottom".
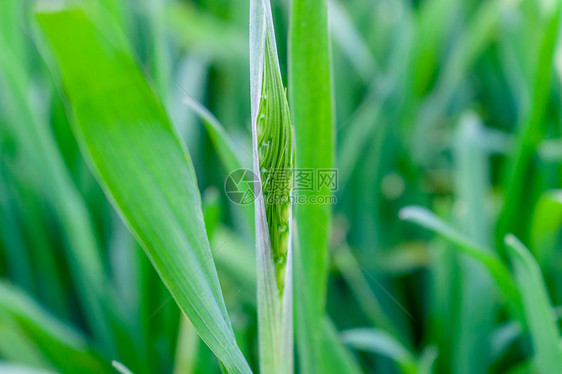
{"left": 257, "top": 33, "right": 295, "bottom": 292}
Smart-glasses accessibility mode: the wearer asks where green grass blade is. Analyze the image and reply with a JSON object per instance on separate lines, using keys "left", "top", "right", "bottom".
{"left": 167, "top": 2, "right": 246, "bottom": 62}
{"left": 173, "top": 317, "right": 200, "bottom": 374}
{"left": 342, "top": 328, "right": 417, "bottom": 374}
{"left": 250, "top": 1, "right": 293, "bottom": 372}
{"left": 337, "top": 91, "right": 384, "bottom": 189}
{"left": 491, "top": 321, "right": 523, "bottom": 361}
{"left": 0, "top": 176, "right": 35, "bottom": 293}
{"left": 399, "top": 206, "right": 521, "bottom": 308}
{"left": 333, "top": 245, "right": 403, "bottom": 340}
{"left": 0, "top": 363, "right": 56, "bottom": 374}
{"left": 496, "top": 4, "right": 561, "bottom": 248}
{"left": 289, "top": 0, "right": 341, "bottom": 372}
{"left": 9, "top": 180, "right": 69, "bottom": 317}
{"left": 452, "top": 113, "right": 494, "bottom": 373}
{"left": 0, "top": 313, "right": 51, "bottom": 369}
{"left": 0, "top": 14, "right": 112, "bottom": 351}
{"left": 328, "top": 0, "right": 376, "bottom": 82}
{"left": 182, "top": 97, "right": 253, "bottom": 232}
{"left": 37, "top": 9, "right": 251, "bottom": 373}
{"left": 0, "top": 282, "right": 109, "bottom": 374}
{"left": 505, "top": 235, "right": 562, "bottom": 373}
{"left": 530, "top": 190, "right": 562, "bottom": 266}
{"left": 321, "top": 319, "right": 363, "bottom": 374}
{"left": 212, "top": 226, "right": 257, "bottom": 293}
{"left": 112, "top": 361, "right": 134, "bottom": 374}
{"left": 183, "top": 97, "right": 250, "bottom": 172}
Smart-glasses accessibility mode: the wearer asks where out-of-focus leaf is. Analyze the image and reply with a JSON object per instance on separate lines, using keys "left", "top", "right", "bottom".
{"left": 0, "top": 11, "right": 112, "bottom": 351}
{"left": 328, "top": 0, "right": 377, "bottom": 81}
{"left": 539, "top": 138, "right": 562, "bottom": 161}
{"left": 400, "top": 206, "right": 521, "bottom": 308}
{"left": 173, "top": 317, "right": 199, "bottom": 374}
{"left": 417, "top": 346, "right": 439, "bottom": 374}
{"left": 289, "top": 0, "right": 355, "bottom": 372}
{"left": 333, "top": 245, "right": 402, "bottom": 339}
{"left": 184, "top": 94, "right": 253, "bottom": 232}
{"left": 167, "top": 2, "right": 246, "bottom": 61}
{"left": 530, "top": 190, "right": 562, "bottom": 265}
{"left": 505, "top": 360, "right": 534, "bottom": 374}
{"left": 411, "top": 0, "right": 509, "bottom": 160}
{"left": 37, "top": 10, "right": 251, "bottom": 373}
{"left": 337, "top": 91, "right": 384, "bottom": 189}
{"left": 0, "top": 363, "right": 56, "bottom": 374}
{"left": 342, "top": 328, "right": 417, "bottom": 374}
{"left": 0, "top": 313, "right": 51, "bottom": 369}
{"left": 183, "top": 97, "right": 250, "bottom": 173}
{"left": 212, "top": 226, "right": 257, "bottom": 293}
{"left": 491, "top": 321, "right": 522, "bottom": 361}
{"left": 0, "top": 175, "right": 34, "bottom": 292}
{"left": 505, "top": 235, "right": 562, "bottom": 374}
{"left": 490, "top": 308, "right": 562, "bottom": 362}
{"left": 497, "top": 3, "right": 561, "bottom": 249}
{"left": 372, "top": 243, "right": 430, "bottom": 275}
{"left": 453, "top": 112, "right": 495, "bottom": 373}
{"left": 111, "top": 361, "right": 133, "bottom": 374}
{"left": 321, "top": 319, "right": 363, "bottom": 374}
{"left": 0, "top": 282, "right": 109, "bottom": 374}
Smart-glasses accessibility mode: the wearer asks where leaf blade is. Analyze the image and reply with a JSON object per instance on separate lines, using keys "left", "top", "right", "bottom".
{"left": 249, "top": 1, "right": 293, "bottom": 372}
{"left": 37, "top": 10, "right": 251, "bottom": 373}
{"left": 505, "top": 235, "right": 562, "bottom": 374}
{"left": 289, "top": 0, "right": 341, "bottom": 372}
{"left": 399, "top": 206, "right": 521, "bottom": 307}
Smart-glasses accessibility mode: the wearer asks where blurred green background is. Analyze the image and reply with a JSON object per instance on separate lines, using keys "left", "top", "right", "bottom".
{"left": 1, "top": 0, "right": 562, "bottom": 373}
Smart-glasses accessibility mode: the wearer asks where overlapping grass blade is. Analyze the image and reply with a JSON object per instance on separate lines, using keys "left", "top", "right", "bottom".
{"left": 504, "top": 235, "right": 562, "bottom": 373}
{"left": 0, "top": 314, "right": 51, "bottom": 369}
{"left": 112, "top": 361, "right": 134, "bottom": 374}
{"left": 333, "top": 245, "right": 403, "bottom": 341}
{"left": 411, "top": 0, "right": 511, "bottom": 160}
{"left": 167, "top": 2, "right": 247, "bottom": 62}
{"left": 0, "top": 282, "right": 109, "bottom": 374}
{"left": 183, "top": 97, "right": 250, "bottom": 172}
{"left": 399, "top": 206, "right": 521, "bottom": 307}
{"left": 0, "top": 12, "right": 112, "bottom": 351}
{"left": 491, "top": 322, "right": 522, "bottom": 361}
{"left": 342, "top": 328, "right": 417, "bottom": 374}
{"left": 496, "top": 3, "right": 561, "bottom": 249}
{"left": 289, "top": 0, "right": 356, "bottom": 372}
{"left": 173, "top": 318, "right": 199, "bottom": 374}
{"left": 0, "top": 176, "right": 34, "bottom": 293}
{"left": 249, "top": 1, "right": 293, "bottom": 372}
{"left": 0, "top": 363, "right": 56, "bottom": 374}
{"left": 328, "top": 0, "right": 376, "bottom": 82}
{"left": 530, "top": 190, "right": 562, "bottom": 265}
{"left": 182, "top": 97, "right": 253, "bottom": 231}
{"left": 37, "top": 9, "right": 251, "bottom": 373}
{"left": 321, "top": 319, "right": 363, "bottom": 374}
{"left": 452, "top": 113, "right": 494, "bottom": 373}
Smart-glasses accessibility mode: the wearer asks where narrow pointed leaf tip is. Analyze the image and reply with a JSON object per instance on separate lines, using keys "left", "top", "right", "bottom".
{"left": 37, "top": 9, "right": 251, "bottom": 374}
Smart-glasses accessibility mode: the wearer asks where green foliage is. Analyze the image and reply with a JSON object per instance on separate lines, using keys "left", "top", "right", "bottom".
{"left": 505, "top": 235, "right": 562, "bottom": 373}
{"left": 250, "top": 1, "right": 294, "bottom": 372}
{"left": 257, "top": 34, "right": 294, "bottom": 292}
{"left": 37, "top": 9, "right": 250, "bottom": 374}
{"left": 1, "top": 0, "right": 562, "bottom": 373}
